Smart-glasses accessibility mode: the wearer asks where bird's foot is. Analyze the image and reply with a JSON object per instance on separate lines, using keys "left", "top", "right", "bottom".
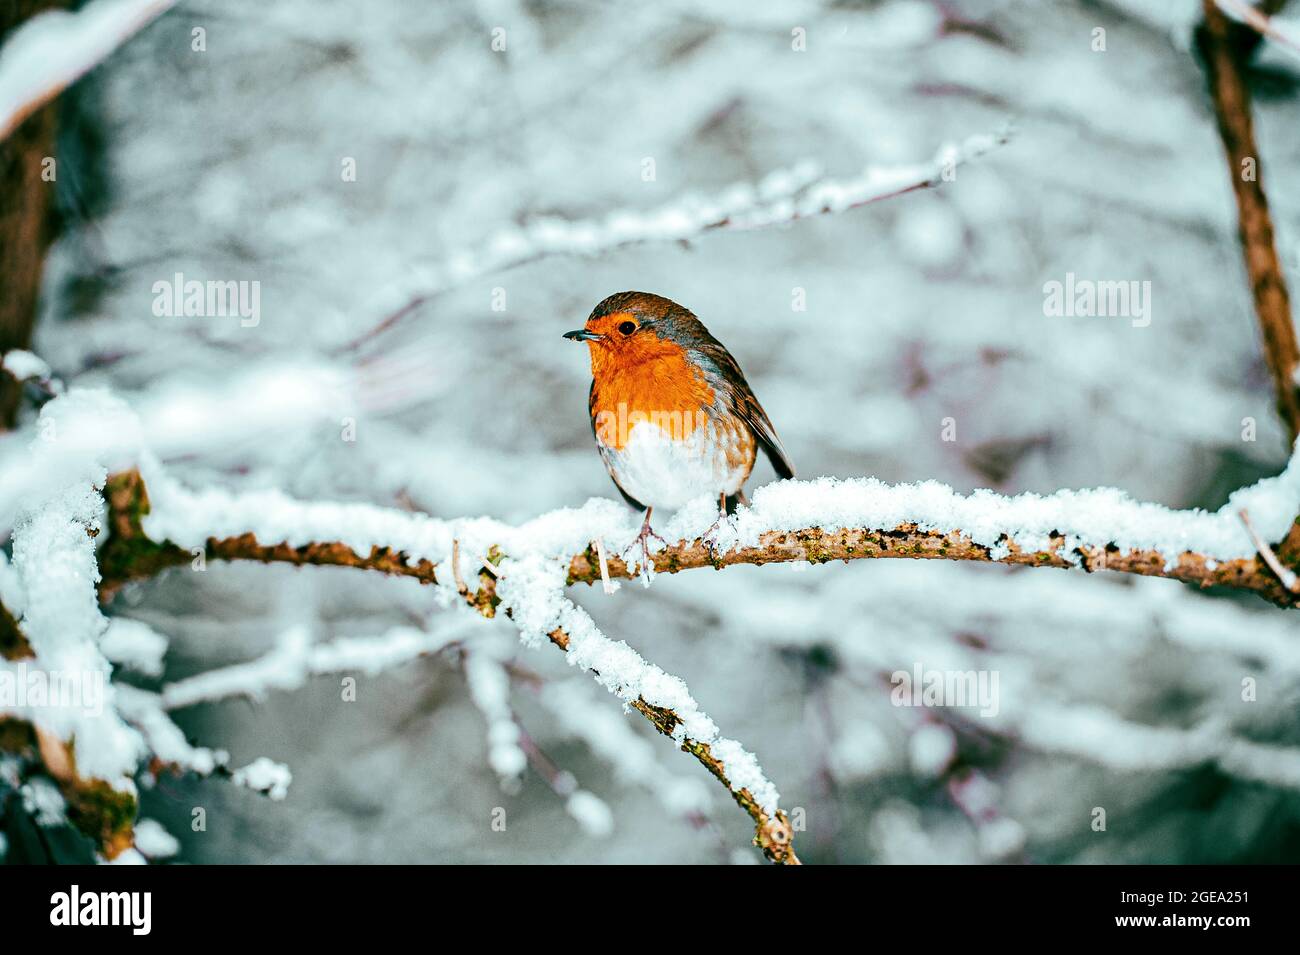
{"left": 701, "top": 494, "right": 731, "bottom": 565}
{"left": 633, "top": 507, "right": 665, "bottom": 586}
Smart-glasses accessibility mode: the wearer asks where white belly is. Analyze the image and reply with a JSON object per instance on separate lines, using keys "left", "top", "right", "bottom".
{"left": 599, "top": 418, "right": 752, "bottom": 512}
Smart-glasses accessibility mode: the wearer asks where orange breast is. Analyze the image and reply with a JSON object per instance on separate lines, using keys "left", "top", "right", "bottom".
{"left": 590, "top": 347, "right": 716, "bottom": 451}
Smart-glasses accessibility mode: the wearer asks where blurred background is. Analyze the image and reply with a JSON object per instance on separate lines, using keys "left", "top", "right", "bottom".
{"left": 4, "top": 0, "right": 1300, "bottom": 863}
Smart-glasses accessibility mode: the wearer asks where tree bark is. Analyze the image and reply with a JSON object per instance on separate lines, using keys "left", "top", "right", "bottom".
{"left": 1197, "top": 0, "right": 1300, "bottom": 444}
{"left": 0, "top": 0, "right": 65, "bottom": 428}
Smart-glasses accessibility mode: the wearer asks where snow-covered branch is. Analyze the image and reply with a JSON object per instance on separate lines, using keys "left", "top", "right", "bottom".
{"left": 8, "top": 386, "right": 1300, "bottom": 861}
{"left": 0, "top": 0, "right": 175, "bottom": 141}
{"left": 97, "top": 468, "right": 802, "bottom": 862}
{"left": 159, "top": 621, "right": 467, "bottom": 711}
{"left": 345, "top": 129, "right": 1009, "bottom": 349}
{"left": 493, "top": 552, "right": 798, "bottom": 863}
{"left": 82, "top": 430, "right": 1300, "bottom": 861}
{"left": 100, "top": 444, "right": 1300, "bottom": 608}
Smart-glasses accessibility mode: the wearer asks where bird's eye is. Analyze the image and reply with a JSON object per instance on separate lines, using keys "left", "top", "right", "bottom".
{"left": 617, "top": 320, "right": 637, "bottom": 336}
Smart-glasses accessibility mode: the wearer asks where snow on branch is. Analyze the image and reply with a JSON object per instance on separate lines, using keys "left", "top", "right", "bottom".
{"left": 345, "top": 129, "right": 1009, "bottom": 349}
{"left": 0, "top": 392, "right": 286, "bottom": 856}
{"left": 0, "top": 0, "right": 175, "bottom": 142}
{"left": 81, "top": 421, "right": 1300, "bottom": 860}
{"left": 566, "top": 470, "right": 1300, "bottom": 607}
{"left": 537, "top": 678, "right": 712, "bottom": 824}
{"left": 159, "top": 621, "right": 466, "bottom": 710}
{"left": 115, "top": 685, "right": 291, "bottom": 800}
{"left": 9, "top": 389, "right": 1300, "bottom": 861}
{"left": 96, "top": 467, "right": 801, "bottom": 861}
{"left": 494, "top": 552, "right": 798, "bottom": 863}
{"left": 1, "top": 477, "right": 144, "bottom": 856}
{"left": 100, "top": 435, "right": 1300, "bottom": 608}
{"left": 1016, "top": 700, "right": 1300, "bottom": 791}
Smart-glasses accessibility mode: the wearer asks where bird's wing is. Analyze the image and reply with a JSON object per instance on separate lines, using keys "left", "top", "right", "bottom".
{"left": 731, "top": 384, "right": 795, "bottom": 480}
{"left": 688, "top": 342, "right": 796, "bottom": 480}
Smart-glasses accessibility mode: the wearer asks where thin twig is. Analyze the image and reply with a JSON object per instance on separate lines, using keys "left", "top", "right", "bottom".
{"left": 593, "top": 536, "right": 614, "bottom": 595}
{"left": 1216, "top": 0, "right": 1300, "bottom": 60}
{"left": 451, "top": 537, "right": 469, "bottom": 596}
{"left": 1238, "top": 507, "right": 1300, "bottom": 591}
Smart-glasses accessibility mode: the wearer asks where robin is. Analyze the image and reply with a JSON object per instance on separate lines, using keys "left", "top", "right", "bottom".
{"left": 564, "top": 291, "right": 794, "bottom": 567}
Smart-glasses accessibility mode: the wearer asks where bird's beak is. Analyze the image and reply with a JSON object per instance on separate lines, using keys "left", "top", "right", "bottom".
{"left": 563, "top": 329, "right": 604, "bottom": 342}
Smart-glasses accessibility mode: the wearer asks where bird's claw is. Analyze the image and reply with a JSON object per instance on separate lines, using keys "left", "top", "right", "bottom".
{"left": 701, "top": 513, "right": 729, "bottom": 564}
{"left": 632, "top": 509, "right": 665, "bottom": 585}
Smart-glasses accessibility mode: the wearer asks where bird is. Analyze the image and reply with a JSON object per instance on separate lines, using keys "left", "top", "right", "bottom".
{"left": 564, "top": 291, "right": 794, "bottom": 566}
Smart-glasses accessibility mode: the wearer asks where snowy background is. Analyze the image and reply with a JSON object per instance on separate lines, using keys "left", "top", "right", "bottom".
{"left": 5, "top": 0, "right": 1300, "bottom": 863}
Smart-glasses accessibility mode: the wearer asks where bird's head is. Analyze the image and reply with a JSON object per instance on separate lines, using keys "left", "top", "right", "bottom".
{"left": 563, "top": 291, "right": 701, "bottom": 375}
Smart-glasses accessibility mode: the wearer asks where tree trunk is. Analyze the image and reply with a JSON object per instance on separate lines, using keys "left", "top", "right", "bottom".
{"left": 0, "top": 0, "right": 65, "bottom": 428}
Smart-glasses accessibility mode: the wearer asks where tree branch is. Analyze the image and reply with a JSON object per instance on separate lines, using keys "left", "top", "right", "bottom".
{"left": 342, "top": 129, "right": 1009, "bottom": 352}
{"left": 0, "top": 0, "right": 174, "bottom": 142}
{"left": 98, "top": 471, "right": 809, "bottom": 861}
{"left": 99, "top": 468, "right": 1300, "bottom": 609}
{"left": 1215, "top": 0, "right": 1300, "bottom": 60}
{"left": 565, "top": 522, "right": 1299, "bottom": 607}
{"left": 88, "top": 449, "right": 1300, "bottom": 862}
{"left": 542, "top": 625, "right": 798, "bottom": 865}
{"left": 1198, "top": 0, "right": 1300, "bottom": 443}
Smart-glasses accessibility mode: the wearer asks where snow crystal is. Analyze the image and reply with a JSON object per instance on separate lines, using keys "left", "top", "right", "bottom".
{"left": 0, "top": 551, "right": 25, "bottom": 618}
{"left": 231, "top": 757, "right": 292, "bottom": 800}
{"left": 978, "top": 817, "right": 1027, "bottom": 860}
{"left": 101, "top": 618, "right": 168, "bottom": 677}
{"left": 1, "top": 349, "right": 50, "bottom": 381}
{"left": 565, "top": 790, "right": 614, "bottom": 838}
{"left": 908, "top": 723, "right": 958, "bottom": 777}
{"left": 106, "top": 848, "right": 147, "bottom": 865}
{"left": 0, "top": 389, "right": 143, "bottom": 530}
{"left": 131, "top": 414, "right": 1300, "bottom": 589}
{"left": 21, "top": 776, "right": 66, "bottom": 826}
{"left": 8, "top": 375, "right": 1296, "bottom": 860}
{"left": 133, "top": 818, "right": 180, "bottom": 858}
